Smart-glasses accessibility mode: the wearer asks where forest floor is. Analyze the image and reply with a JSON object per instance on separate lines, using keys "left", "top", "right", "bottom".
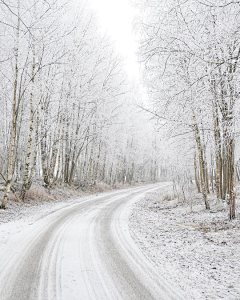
{"left": 129, "top": 188, "right": 240, "bottom": 300}
{"left": 0, "top": 181, "right": 134, "bottom": 223}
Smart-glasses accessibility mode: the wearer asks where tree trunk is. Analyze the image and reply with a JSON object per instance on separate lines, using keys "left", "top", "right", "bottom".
{"left": 194, "top": 152, "right": 201, "bottom": 193}
{"left": 1, "top": 7, "right": 20, "bottom": 208}
{"left": 20, "top": 45, "right": 35, "bottom": 201}
{"left": 49, "top": 115, "right": 65, "bottom": 188}
{"left": 193, "top": 113, "right": 210, "bottom": 210}
{"left": 228, "top": 139, "right": 235, "bottom": 219}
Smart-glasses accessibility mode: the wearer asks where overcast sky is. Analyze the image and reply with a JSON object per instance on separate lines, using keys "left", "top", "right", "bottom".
{"left": 89, "top": 0, "right": 140, "bottom": 79}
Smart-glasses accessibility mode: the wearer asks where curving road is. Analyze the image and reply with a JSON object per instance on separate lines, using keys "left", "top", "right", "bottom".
{"left": 0, "top": 183, "right": 184, "bottom": 300}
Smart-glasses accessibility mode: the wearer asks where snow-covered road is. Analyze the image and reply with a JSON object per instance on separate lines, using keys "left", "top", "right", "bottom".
{"left": 0, "top": 183, "right": 184, "bottom": 300}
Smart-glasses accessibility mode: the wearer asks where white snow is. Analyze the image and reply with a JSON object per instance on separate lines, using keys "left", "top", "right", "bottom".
{"left": 129, "top": 188, "right": 240, "bottom": 300}
{"left": 0, "top": 184, "right": 182, "bottom": 300}
{"left": 1, "top": 184, "right": 239, "bottom": 299}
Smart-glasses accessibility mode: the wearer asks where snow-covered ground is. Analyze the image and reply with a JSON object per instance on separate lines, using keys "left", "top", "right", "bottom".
{"left": 0, "top": 183, "right": 183, "bottom": 300}
{"left": 129, "top": 188, "right": 240, "bottom": 300}
{"left": 1, "top": 184, "right": 240, "bottom": 299}
{"left": 0, "top": 196, "right": 80, "bottom": 254}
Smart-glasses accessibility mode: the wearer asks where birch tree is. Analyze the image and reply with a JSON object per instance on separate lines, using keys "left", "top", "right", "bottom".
{"left": 136, "top": 0, "right": 240, "bottom": 218}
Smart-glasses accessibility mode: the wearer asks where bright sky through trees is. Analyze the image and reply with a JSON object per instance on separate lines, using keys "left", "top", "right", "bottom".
{"left": 89, "top": 0, "right": 139, "bottom": 79}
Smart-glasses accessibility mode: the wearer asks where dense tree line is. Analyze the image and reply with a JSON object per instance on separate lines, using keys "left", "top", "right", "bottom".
{"left": 0, "top": 0, "right": 164, "bottom": 208}
{"left": 136, "top": 0, "right": 240, "bottom": 219}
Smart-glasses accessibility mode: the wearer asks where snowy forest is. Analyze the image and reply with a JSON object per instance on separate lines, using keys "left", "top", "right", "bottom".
{"left": 0, "top": 0, "right": 240, "bottom": 220}
{"left": 136, "top": 0, "right": 240, "bottom": 220}
{"left": 0, "top": 0, "right": 162, "bottom": 209}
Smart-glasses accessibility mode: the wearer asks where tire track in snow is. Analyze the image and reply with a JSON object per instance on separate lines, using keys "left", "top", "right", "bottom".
{"left": 0, "top": 183, "right": 185, "bottom": 300}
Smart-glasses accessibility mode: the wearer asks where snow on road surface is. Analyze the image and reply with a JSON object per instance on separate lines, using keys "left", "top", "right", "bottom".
{"left": 0, "top": 183, "right": 185, "bottom": 300}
